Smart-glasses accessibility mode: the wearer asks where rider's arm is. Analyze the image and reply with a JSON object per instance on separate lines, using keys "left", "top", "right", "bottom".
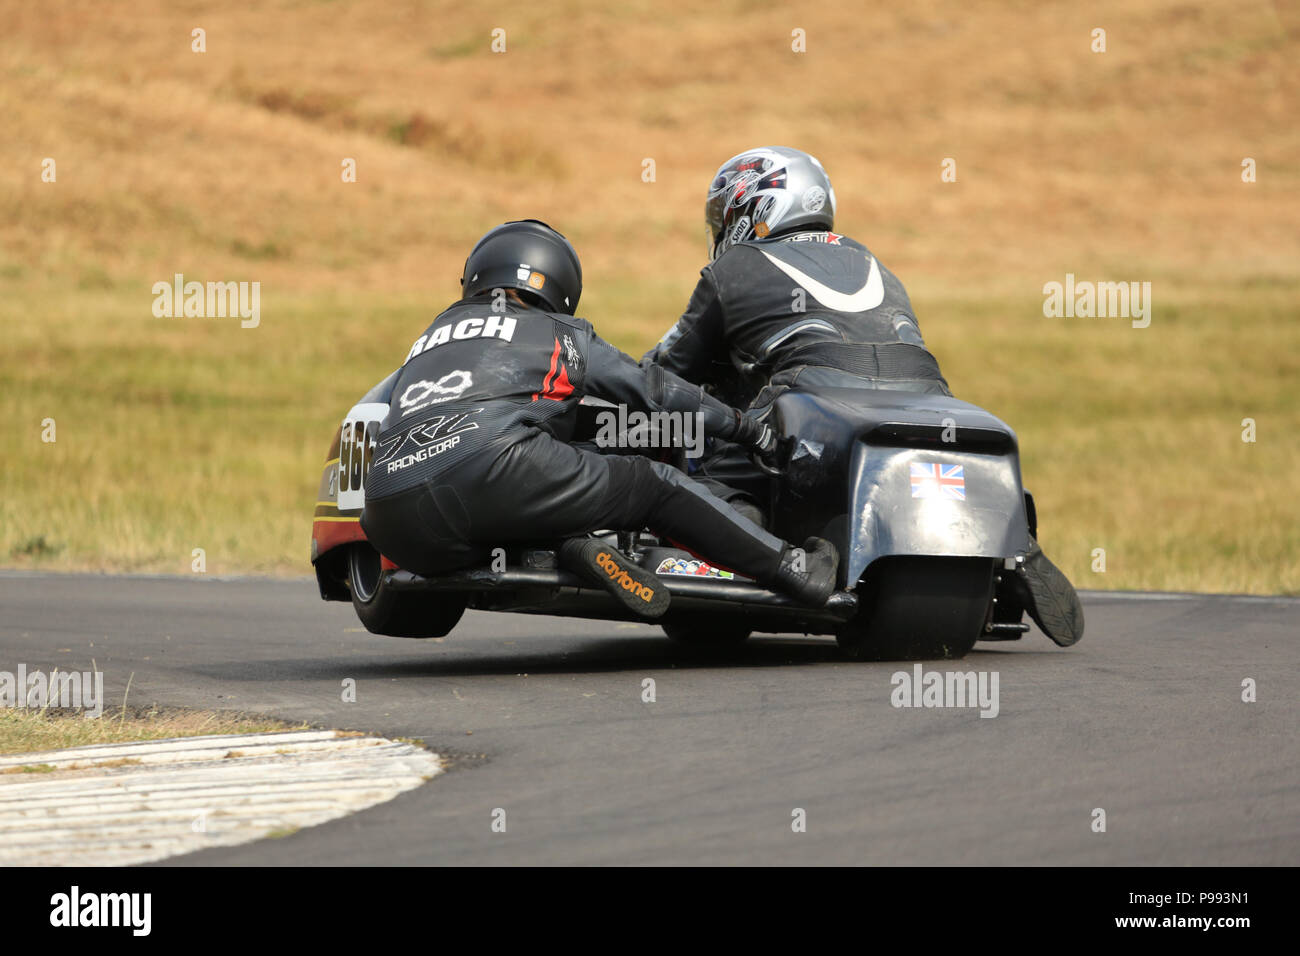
{"left": 586, "top": 334, "right": 768, "bottom": 449}
{"left": 640, "top": 269, "right": 725, "bottom": 384}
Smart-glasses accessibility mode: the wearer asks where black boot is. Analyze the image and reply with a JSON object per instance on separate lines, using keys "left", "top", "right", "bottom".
{"left": 558, "top": 537, "right": 670, "bottom": 619}
{"left": 1011, "top": 537, "right": 1085, "bottom": 646}
{"left": 769, "top": 537, "right": 839, "bottom": 606}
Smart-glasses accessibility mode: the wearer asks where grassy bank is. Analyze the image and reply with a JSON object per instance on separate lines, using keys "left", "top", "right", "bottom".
{"left": 0, "top": 705, "right": 304, "bottom": 758}
{"left": 2, "top": 277, "right": 1296, "bottom": 593}
{"left": 1, "top": 0, "right": 1296, "bottom": 592}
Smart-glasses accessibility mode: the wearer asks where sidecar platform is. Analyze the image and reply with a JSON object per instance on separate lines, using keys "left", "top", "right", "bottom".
{"left": 382, "top": 565, "right": 859, "bottom": 633}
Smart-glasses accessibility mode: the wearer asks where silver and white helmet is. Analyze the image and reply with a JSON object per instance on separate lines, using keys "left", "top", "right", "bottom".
{"left": 705, "top": 146, "right": 836, "bottom": 260}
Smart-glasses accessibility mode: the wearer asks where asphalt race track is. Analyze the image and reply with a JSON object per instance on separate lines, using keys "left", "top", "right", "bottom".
{"left": 2, "top": 572, "right": 1295, "bottom": 866}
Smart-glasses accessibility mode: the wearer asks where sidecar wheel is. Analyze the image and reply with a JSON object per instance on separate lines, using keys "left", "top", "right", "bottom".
{"left": 837, "top": 556, "right": 994, "bottom": 661}
{"left": 662, "top": 621, "right": 752, "bottom": 646}
{"left": 349, "top": 543, "right": 466, "bottom": 638}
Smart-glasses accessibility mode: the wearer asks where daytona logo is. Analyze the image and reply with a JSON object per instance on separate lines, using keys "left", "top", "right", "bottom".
{"left": 596, "top": 550, "right": 656, "bottom": 603}
{"left": 406, "top": 315, "right": 517, "bottom": 363}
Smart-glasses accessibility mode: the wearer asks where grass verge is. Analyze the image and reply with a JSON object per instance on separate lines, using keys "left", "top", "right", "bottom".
{"left": 0, "top": 705, "right": 307, "bottom": 757}
{"left": 2, "top": 280, "right": 1296, "bottom": 594}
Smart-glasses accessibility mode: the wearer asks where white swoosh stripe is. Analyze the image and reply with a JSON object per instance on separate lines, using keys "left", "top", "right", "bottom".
{"left": 761, "top": 319, "right": 837, "bottom": 355}
{"left": 759, "top": 251, "right": 885, "bottom": 313}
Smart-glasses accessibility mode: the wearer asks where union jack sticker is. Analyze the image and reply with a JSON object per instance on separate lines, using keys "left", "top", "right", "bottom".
{"left": 911, "top": 461, "right": 966, "bottom": 500}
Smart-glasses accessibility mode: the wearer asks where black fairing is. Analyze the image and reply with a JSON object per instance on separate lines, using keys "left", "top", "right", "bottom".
{"left": 764, "top": 388, "right": 1031, "bottom": 586}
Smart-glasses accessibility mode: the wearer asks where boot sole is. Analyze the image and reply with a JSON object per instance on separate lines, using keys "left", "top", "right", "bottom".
{"left": 1019, "top": 542, "right": 1085, "bottom": 646}
{"left": 563, "top": 539, "right": 671, "bottom": 619}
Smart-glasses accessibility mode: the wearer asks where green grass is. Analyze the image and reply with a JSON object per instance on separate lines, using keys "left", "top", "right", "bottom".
{"left": 0, "top": 0, "right": 1295, "bottom": 594}
{"left": 1, "top": 276, "right": 1296, "bottom": 593}
{"left": 0, "top": 706, "right": 306, "bottom": 757}
{"left": 921, "top": 280, "right": 1300, "bottom": 595}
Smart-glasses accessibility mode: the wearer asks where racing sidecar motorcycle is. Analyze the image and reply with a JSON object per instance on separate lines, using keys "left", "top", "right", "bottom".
{"left": 310, "top": 371, "right": 1042, "bottom": 661}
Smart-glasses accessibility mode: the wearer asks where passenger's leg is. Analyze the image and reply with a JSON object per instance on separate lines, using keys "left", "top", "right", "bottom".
{"left": 360, "top": 482, "right": 490, "bottom": 575}
{"left": 692, "top": 441, "right": 771, "bottom": 512}
{"left": 368, "top": 430, "right": 839, "bottom": 605}
{"left": 488, "top": 432, "right": 838, "bottom": 605}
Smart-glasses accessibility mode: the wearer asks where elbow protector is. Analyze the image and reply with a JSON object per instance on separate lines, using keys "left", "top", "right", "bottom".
{"left": 646, "top": 363, "right": 737, "bottom": 439}
{"left": 646, "top": 363, "right": 699, "bottom": 412}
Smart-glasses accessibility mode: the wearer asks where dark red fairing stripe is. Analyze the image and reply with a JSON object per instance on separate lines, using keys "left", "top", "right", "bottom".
{"left": 313, "top": 519, "right": 367, "bottom": 556}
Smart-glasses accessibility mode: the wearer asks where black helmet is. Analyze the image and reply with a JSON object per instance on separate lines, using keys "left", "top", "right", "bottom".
{"left": 460, "top": 219, "right": 582, "bottom": 314}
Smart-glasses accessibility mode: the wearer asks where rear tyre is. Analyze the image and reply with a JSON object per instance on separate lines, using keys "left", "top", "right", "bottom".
{"left": 837, "top": 556, "right": 994, "bottom": 661}
{"left": 662, "top": 621, "right": 752, "bottom": 646}
{"left": 348, "top": 543, "right": 466, "bottom": 638}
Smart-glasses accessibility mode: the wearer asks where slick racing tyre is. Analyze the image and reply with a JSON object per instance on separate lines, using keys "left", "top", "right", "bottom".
{"left": 837, "top": 556, "right": 994, "bottom": 661}
{"left": 348, "top": 543, "right": 466, "bottom": 638}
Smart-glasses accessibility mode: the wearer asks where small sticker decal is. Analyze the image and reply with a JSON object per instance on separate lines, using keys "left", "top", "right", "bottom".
{"left": 562, "top": 333, "right": 581, "bottom": 369}
{"left": 727, "top": 215, "right": 751, "bottom": 246}
{"left": 656, "top": 557, "right": 735, "bottom": 579}
{"left": 910, "top": 462, "right": 965, "bottom": 500}
{"left": 802, "top": 185, "right": 827, "bottom": 213}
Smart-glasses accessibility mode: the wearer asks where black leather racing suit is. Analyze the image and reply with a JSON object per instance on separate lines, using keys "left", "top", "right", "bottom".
{"left": 643, "top": 230, "right": 952, "bottom": 501}
{"left": 361, "top": 294, "right": 788, "bottom": 578}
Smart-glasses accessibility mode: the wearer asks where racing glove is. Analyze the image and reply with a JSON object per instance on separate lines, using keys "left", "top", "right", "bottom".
{"left": 731, "top": 411, "right": 776, "bottom": 457}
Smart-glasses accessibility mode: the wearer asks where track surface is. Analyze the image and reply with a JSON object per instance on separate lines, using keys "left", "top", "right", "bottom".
{"left": 2, "top": 573, "right": 1296, "bottom": 865}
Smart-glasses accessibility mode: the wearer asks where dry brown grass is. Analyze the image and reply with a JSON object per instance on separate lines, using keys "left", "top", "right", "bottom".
{"left": 2, "top": 1, "right": 1293, "bottom": 291}
{"left": 0, "top": 705, "right": 305, "bottom": 756}
{"left": 0, "top": 0, "right": 1296, "bottom": 591}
